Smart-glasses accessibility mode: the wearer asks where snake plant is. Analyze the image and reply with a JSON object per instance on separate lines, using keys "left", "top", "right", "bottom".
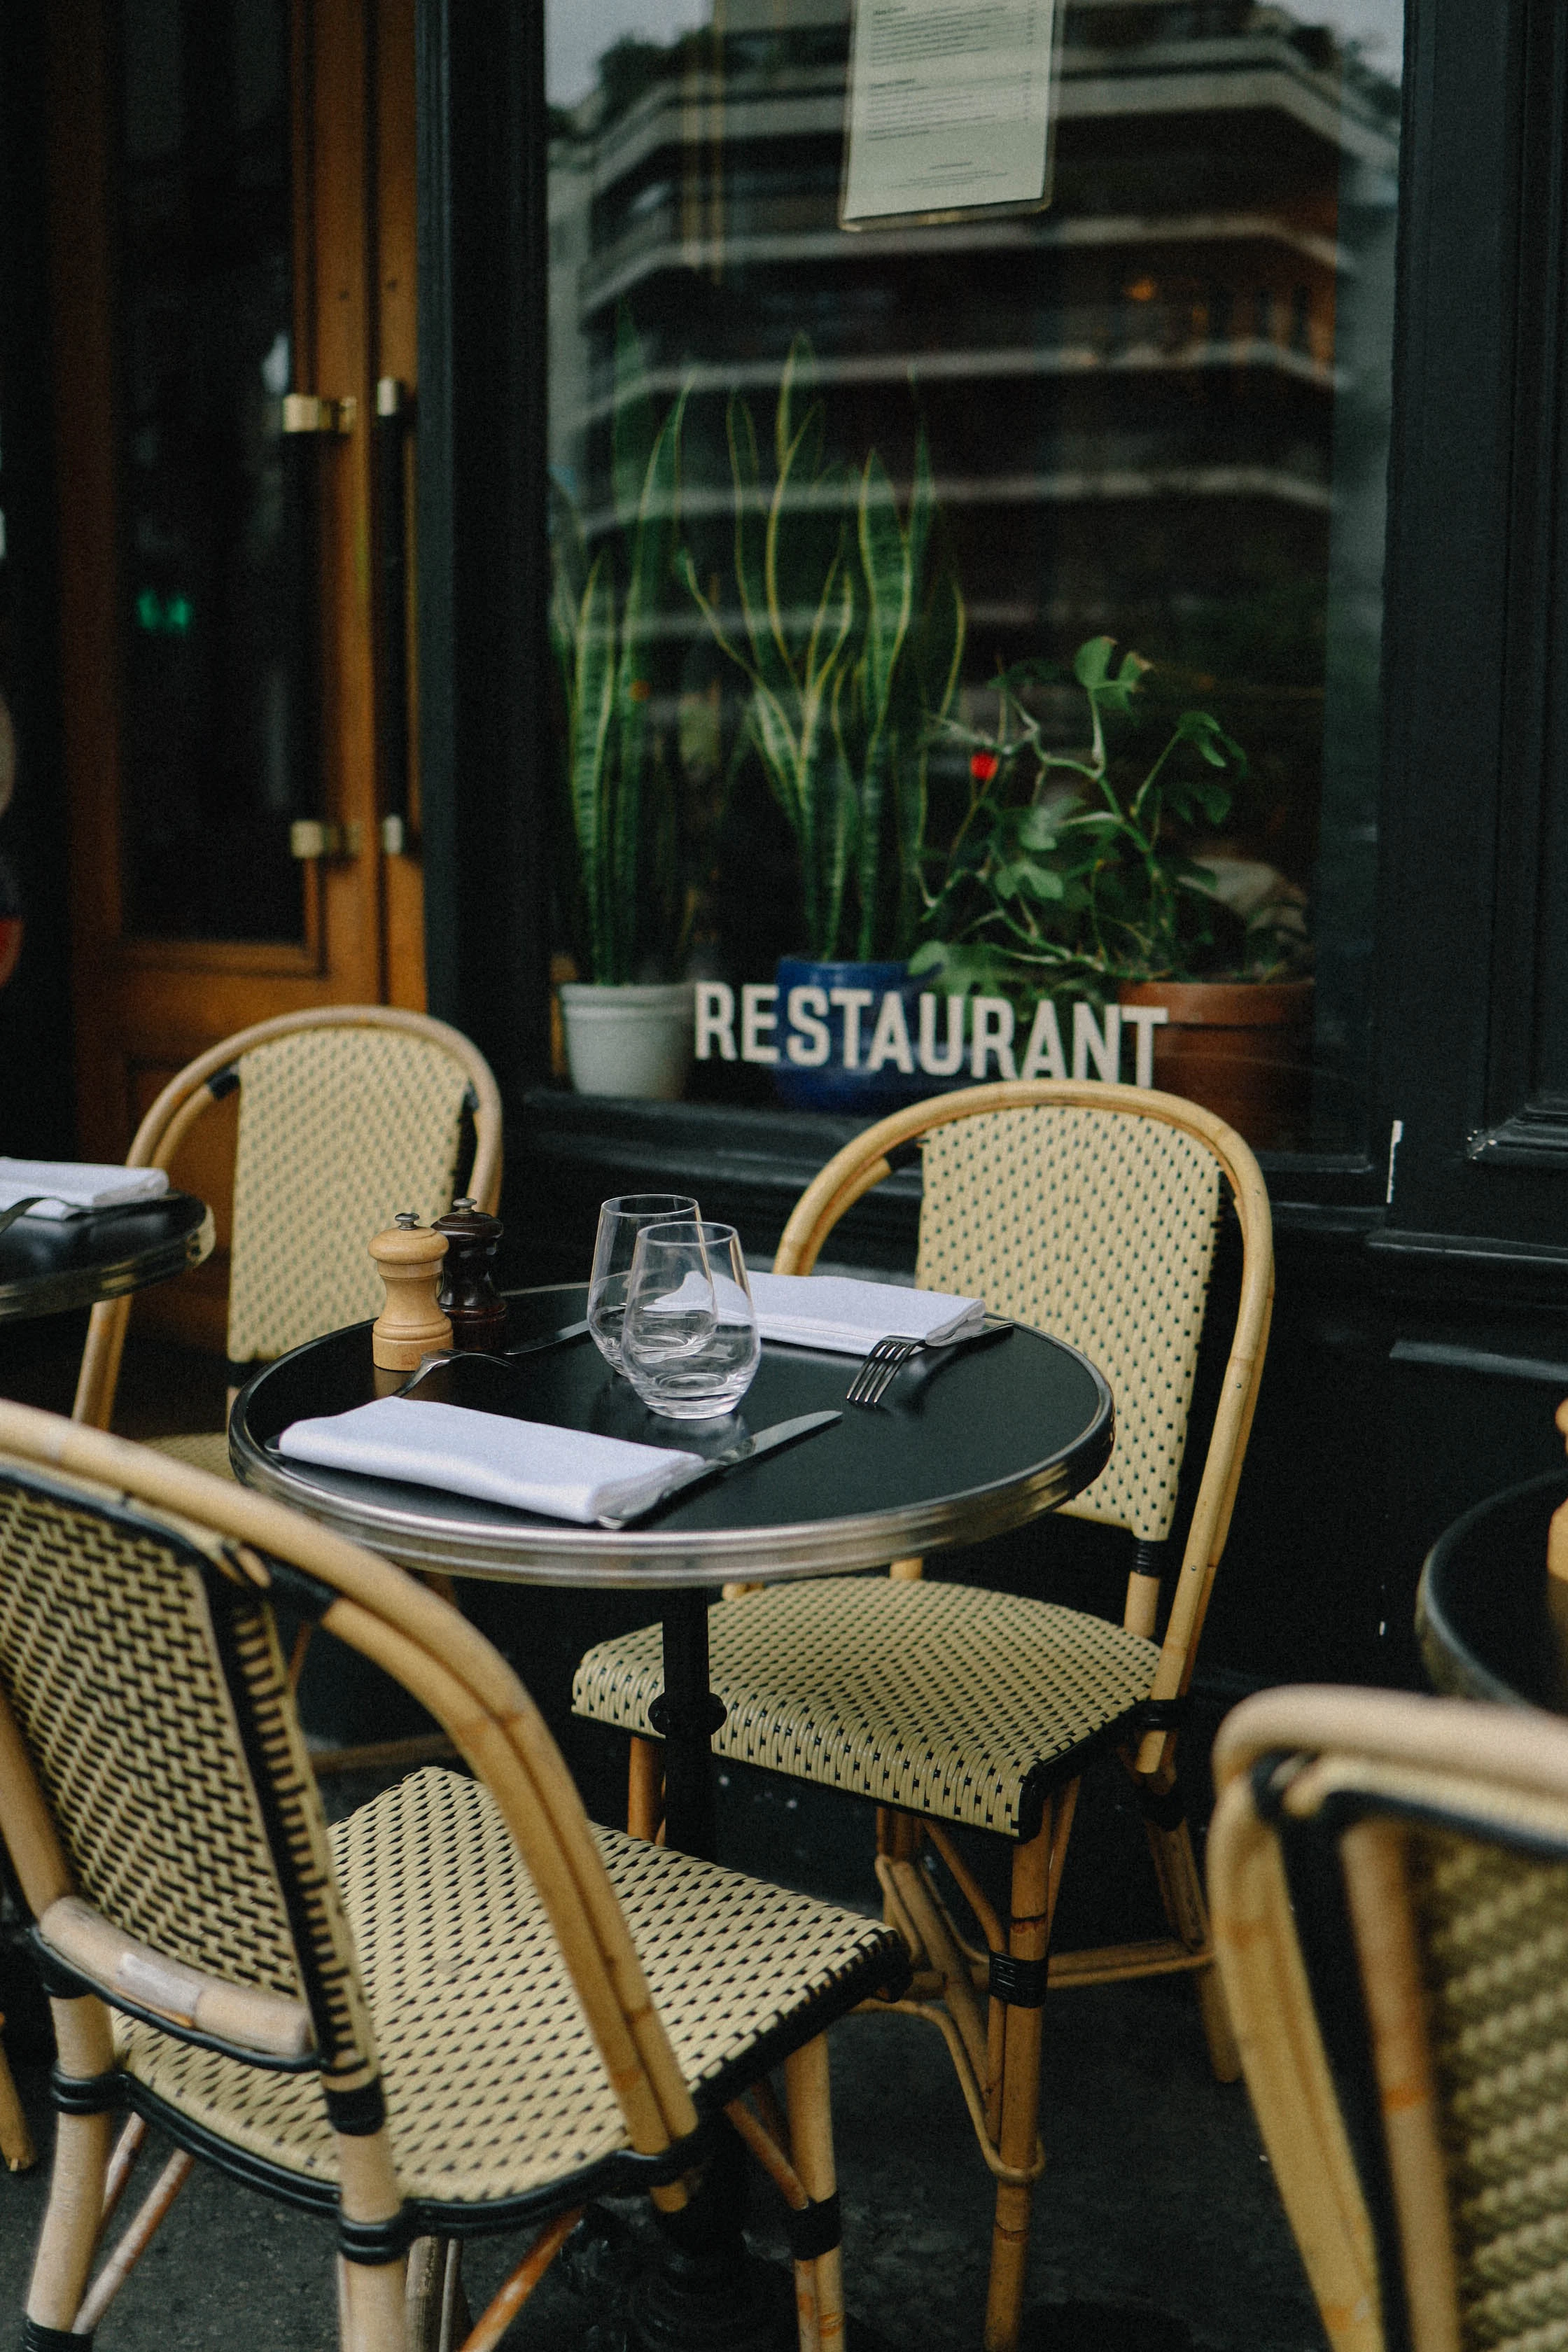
{"left": 681, "top": 340, "right": 964, "bottom": 962}
{"left": 550, "top": 312, "right": 688, "bottom": 985}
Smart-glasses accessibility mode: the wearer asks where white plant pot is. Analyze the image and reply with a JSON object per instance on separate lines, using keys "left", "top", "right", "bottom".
{"left": 559, "top": 981, "right": 696, "bottom": 1101}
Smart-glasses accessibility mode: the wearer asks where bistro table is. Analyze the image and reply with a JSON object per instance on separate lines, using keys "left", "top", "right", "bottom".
{"left": 0, "top": 1190, "right": 214, "bottom": 1324}
{"left": 1416, "top": 1468, "right": 1568, "bottom": 1711}
{"left": 230, "top": 1281, "right": 1114, "bottom": 1859}
{"left": 230, "top": 1280, "right": 1112, "bottom": 2350}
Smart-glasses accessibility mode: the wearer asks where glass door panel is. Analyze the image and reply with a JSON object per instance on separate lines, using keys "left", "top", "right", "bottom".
{"left": 117, "top": 0, "right": 306, "bottom": 943}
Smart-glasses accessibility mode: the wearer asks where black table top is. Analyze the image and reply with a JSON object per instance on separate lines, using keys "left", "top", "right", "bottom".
{"left": 232, "top": 1282, "right": 1114, "bottom": 1590}
{"left": 1417, "top": 1469, "right": 1568, "bottom": 1712}
{"left": 0, "top": 1190, "right": 214, "bottom": 1322}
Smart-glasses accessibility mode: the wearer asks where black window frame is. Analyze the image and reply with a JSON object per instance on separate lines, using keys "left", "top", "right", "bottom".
{"left": 416, "top": 0, "right": 1568, "bottom": 1256}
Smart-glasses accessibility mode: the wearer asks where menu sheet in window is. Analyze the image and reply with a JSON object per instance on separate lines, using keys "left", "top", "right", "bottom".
{"left": 841, "top": 0, "right": 1059, "bottom": 227}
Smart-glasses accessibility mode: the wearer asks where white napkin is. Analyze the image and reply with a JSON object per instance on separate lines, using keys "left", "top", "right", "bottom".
{"left": 278, "top": 1396, "right": 703, "bottom": 1526}
{"left": 748, "top": 1273, "right": 985, "bottom": 1356}
{"left": 0, "top": 1158, "right": 171, "bottom": 1220}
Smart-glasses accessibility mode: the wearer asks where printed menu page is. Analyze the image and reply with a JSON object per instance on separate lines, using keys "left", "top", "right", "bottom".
{"left": 841, "top": 0, "right": 1059, "bottom": 225}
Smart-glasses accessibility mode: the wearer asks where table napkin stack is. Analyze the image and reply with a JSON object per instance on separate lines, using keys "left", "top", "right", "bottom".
{"left": 748, "top": 1273, "right": 986, "bottom": 1356}
{"left": 0, "top": 1158, "right": 171, "bottom": 1219}
{"left": 279, "top": 1395, "right": 701, "bottom": 1526}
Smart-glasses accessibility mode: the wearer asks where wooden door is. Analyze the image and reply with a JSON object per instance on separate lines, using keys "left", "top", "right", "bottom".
{"left": 48, "top": 0, "right": 424, "bottom": 1346}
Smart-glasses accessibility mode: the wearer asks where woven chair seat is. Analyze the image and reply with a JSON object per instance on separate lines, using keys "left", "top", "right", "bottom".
{"left": 573, "top": 1580, "right": 1161, "bottom": 1840}
{"left": 149, "top": 1431, "right": 234, "bottom": 1480}
{"left": 116, "top": 1768, "right": 902, "bottom": 2213}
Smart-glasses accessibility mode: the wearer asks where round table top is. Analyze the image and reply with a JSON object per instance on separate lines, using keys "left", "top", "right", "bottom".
{"left": 0, "top": 1190, "right": 214, "bottom": 1322}
{"left": 232, "top": 1283, "right": 1114, "bottom": 1590}
{"left": 1416, "top": 1468, "right": 1568, "bottom": 1711}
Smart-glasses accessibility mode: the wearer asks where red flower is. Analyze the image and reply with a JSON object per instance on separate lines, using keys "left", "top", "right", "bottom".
{"left": 970, "top": 751, "right": 1000, "bottom": 783}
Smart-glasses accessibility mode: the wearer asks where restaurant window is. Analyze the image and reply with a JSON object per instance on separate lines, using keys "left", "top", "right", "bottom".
{"left": 545, "top": 0, "right": 1403, "bottom": 1157}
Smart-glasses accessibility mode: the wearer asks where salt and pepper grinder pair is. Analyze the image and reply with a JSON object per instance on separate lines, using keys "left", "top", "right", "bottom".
{"left": 368, "top": 1200, "right": 506, "bottom": 1385}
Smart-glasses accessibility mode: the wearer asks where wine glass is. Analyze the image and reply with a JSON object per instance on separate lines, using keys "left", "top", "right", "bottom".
{"left": 588, "top": 1193, "right": 699, "bottom": 1371}
{"left": 620, "top": 1219, "right": 760, "bottom": 1420}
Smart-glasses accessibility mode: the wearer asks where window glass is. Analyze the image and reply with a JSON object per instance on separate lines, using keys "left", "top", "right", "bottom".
{"left": 547, "top": 0, "right": 1402, "bottom": 1154}
{"left": 116, "top": 0, "right": 307, "bottom": 942}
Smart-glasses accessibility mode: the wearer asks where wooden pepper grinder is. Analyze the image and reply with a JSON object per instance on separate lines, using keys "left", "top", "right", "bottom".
{"left": 433, "top": 1197, "right": 508, "bottom": 1352}
{"left": 1549, "top": 1401, "right": 1568, "bottom": 1643}
{"left": 369, "top": 1212, "right": 452, "bottom": 1390}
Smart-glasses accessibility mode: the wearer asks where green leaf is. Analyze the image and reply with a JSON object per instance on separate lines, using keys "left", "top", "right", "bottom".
{"left": 569, "top": 556, "right": 619, "bottom": 979}
{"left": 610, "top": 307, "right": 657, "bottom": 537}
{"left": 1073, "top": 636, "right": 1116, "bottom": 690}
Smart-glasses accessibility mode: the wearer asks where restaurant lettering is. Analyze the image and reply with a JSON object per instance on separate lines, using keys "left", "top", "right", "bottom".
{"left": 694, "top": 983, "right": 1168, "bottom": 1086}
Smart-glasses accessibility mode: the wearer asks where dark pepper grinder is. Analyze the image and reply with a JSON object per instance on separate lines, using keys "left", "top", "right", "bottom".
{"left": 433, "top": 1197, "right": 508, "bottom": 1352}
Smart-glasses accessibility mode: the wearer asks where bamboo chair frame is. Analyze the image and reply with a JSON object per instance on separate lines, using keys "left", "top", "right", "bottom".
{"left": 0, "top": 2007, "right": 35, "bottom": 2171}
{"left": 615, "top": 1078, "right": 1273, "bottom": 2352}
{"left": 1210, "top": 1684, "right": 1568, "bottom": 2352}
{"left": 67, "top": 1004, "right": 503, "bottom": 1779}
{"left": 0, "top": 1399, "right": 871, "bottom": 2352}
{"left": 71, "top": 1003, "right": 504, "bottom": 1434}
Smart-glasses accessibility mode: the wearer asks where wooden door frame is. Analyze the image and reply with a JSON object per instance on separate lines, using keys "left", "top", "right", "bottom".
{"left": 47, "top": 0, "right": 395, "bottom": 1161}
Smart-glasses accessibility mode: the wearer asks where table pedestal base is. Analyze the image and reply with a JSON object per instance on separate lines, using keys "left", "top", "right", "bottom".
{"left": 629, "top": 2226, "right": 794, "bottom": 2352}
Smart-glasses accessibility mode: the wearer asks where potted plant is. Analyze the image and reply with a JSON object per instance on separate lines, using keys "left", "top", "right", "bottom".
{"left": 548, "top": 314, "right": 695, "bottom": 1099}
{"left": 912, "top": 637, "right": 1314, "bottom": 1146}
{"left": 682, "top": 340, "right": 965, "bottom": 1111}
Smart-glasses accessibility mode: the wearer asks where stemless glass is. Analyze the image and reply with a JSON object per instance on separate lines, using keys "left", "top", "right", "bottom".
{"left": 588, "top": 1193, "right": 700, "bottom": 1370}
{"left": 620, "top": 1219, "right": 760, "bottom": 1420}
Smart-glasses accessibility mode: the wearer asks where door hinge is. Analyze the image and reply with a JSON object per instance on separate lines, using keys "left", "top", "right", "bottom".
{"left": 289, "top": 820, "right": 363, "bottom": 860}
{"left": 281, "top": 393, "right": 357, "bottom": 437}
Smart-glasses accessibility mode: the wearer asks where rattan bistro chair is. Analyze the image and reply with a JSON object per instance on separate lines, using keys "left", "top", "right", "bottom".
{"left": 71, "top": 1004, "right": 503, "bottom": 1452}
{"left": 0, "top": 1400, "right": 907, "bottom": 2352}
{"left": 572, "top": 1077, "right": 1273, "bottom": 2352}
{"left": 1210, "top": 1685, "right": 1568, "bottom": 2352}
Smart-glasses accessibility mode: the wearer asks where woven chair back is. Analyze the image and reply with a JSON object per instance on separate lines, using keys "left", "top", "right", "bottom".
{"left": 0, "top": 1401, "right": 701, "bottom": 2179}
{"left": 225, "top": 1024, "right": 475, "bottom": 1364}
{"left": 71, "top": 1006, "right": 503, "bottom": 1428}
{"left": 916, "top": 1102, "right": 1221, "bottom": 1541}
{"left": 1211, "top": 1687, "right": 1568, "bottom": 2352}
{"left": 0, "top": 1454, "right": 377, "bottom": 2083}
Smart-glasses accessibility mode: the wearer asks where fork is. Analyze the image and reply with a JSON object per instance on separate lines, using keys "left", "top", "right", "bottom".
{"left": 846, "top": 1320, "right": 1012, "bottom": 1407}
{"left": 846, "top": 1334, "right": 926, "bottom": 1406}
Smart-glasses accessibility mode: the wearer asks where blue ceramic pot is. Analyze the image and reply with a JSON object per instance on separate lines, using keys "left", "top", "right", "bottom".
{"left": 771, "top": 956, "right": 935, "bottom": 1114}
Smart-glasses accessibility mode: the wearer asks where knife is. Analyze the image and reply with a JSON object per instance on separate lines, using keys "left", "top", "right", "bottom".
{"left": 400, "top": 1319, "right": 592, "bottom": 1392}
{"left": 598, "top": 1408, "right": 842, "bottom": 1530}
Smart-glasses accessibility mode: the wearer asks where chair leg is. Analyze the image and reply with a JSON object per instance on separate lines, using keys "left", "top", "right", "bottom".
{"left": 628, "top": 1735, "right": 664, "bottom": 1840}
{"left": 0, "top": 2019, "right": 36, "bottom": 2171}
{"left": 25, "top": 2000, "right": 114, "bottom": 2337}
{"left": 785, "top": 2034, "right": 844, "bottom": 2352}
{"left": 1144, "top": 1812, "right": 1241, "bottom": 2082}
{"left": 337, "top": 2251, "right": 410, "bottom": 2352}
{"left": 983, "top": 1788, "right": 1072, "bottom": 2352}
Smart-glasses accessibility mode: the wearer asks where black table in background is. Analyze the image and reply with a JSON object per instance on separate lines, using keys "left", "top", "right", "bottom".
{"left": 1417, "top": 1469, "right": 1568, "bottom": 1712}
{"left": 0, "top": 1191, "right": 214, "bottom": 1324}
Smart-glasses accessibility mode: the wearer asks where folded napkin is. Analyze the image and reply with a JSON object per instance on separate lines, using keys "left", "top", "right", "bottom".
{"left": 0, "top": 1158, "right": 171, "bottom": 1220}
{"left": 748, "top": 1273, "right": 985, "bottom": 1356}
{"left": 278, "top": 1396, "right": 703, "bottom": 1526}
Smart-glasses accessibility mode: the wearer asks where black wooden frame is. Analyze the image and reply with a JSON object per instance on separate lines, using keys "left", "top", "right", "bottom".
{"left": 1375, "top": 0, "right": 1568, "bottom": 1249}
{"left": 414, "top": 0, "right": 1568, "bottom": 1260}
{"left": 415, "top": 0, "right": 550, "bottom": 1106}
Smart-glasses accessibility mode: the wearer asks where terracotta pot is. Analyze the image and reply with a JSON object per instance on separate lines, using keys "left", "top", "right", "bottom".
{"left": 1117, "top": 976, "right": 1314, "bottom": 1151}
